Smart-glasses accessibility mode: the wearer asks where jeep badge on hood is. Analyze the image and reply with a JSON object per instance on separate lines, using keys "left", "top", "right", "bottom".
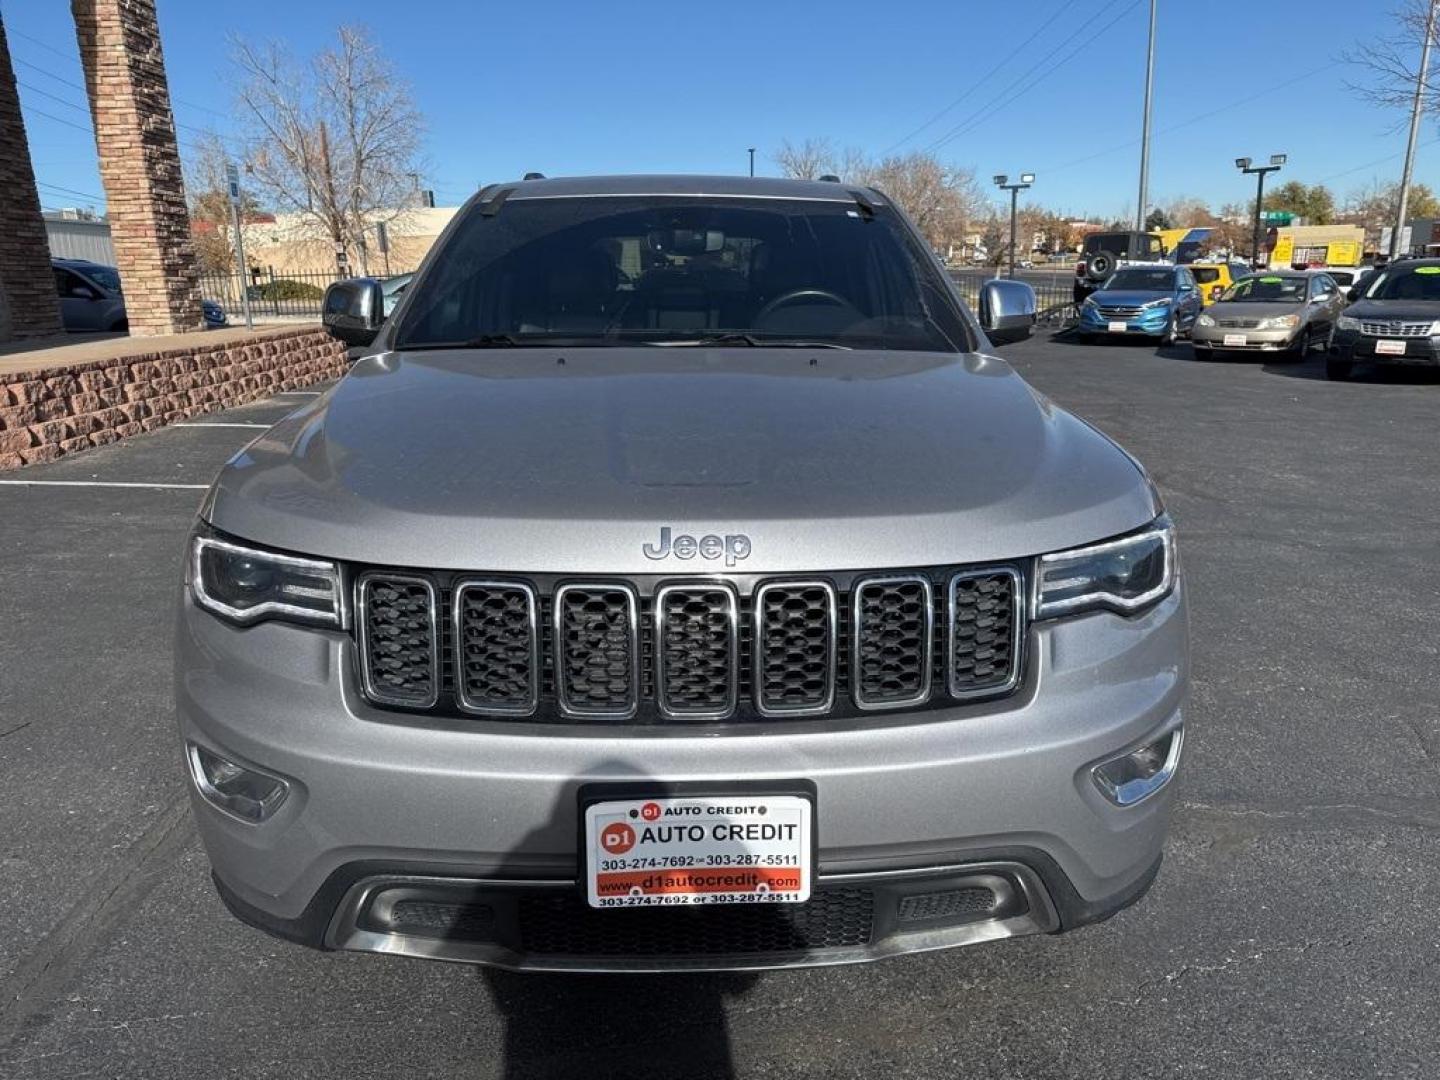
{"left": 642, "top": 527, "right": 752, "bottom": 567}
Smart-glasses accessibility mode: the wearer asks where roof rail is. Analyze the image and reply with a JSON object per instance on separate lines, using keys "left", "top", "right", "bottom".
{"left": 818, "top": 174, "right": 841, "bottom": 183}
{"left": 522, "top": 172, "right": 546, "bottom": 181}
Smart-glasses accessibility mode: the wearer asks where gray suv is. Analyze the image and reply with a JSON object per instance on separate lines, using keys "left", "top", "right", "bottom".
{"left": 176, "top": 175, "right": 1187, "bottom": 972}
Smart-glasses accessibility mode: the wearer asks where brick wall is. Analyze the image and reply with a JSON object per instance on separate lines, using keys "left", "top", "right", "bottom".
{"left": 0, "top": 18, "right": 64, "bottom": 341}
{"left": 0, "top": 327, "right": 346, "bottom": 470}
{"left": 72, "top": 0, "right": 202, "bottom": 336}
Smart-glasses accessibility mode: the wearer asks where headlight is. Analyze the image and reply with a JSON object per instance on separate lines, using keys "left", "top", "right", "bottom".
{"left": 1141, "top": 297, "right": 1172, "bottom": 308}
{"left": 1337, "top": 315, "right": 1360, "bottom": 331}
{"left": 1196, "top": 312, "right": 1215, "bottom": 327}
{"left": 1034, "top": 517, "right": 1176, "bottom": 619}
{"left": 190, "top": 533, "right": 344, "bottom": 627}
{"left": 1430, "top": 320, "right": 1440, "bottom": 335}
{"left": 1258, "top": 314, "right": 1300, "bottom": 330}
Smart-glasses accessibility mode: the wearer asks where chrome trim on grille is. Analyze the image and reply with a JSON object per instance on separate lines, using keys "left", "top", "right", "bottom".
{"left": 753, "top": 580, "right": 837, "bottom": 718}
{"left": 946, "top": 567, "right": 1025, "bottom": 701}
{"left": 452, "top": 579, "right": 540, "bottom": 717}
{"left": 1359, "top": 320, "right": 1431, "bottom": 338}
{"left": 356, "top": 572, "right": 440, "bottom": 709}
{"left": 851, "top": 574, "right": 934, "bottom": 711}
{"left": 553, "top": 582, "right": 640, "bottom": 720}
{"left": 653, "top": 581, "right": 740, "bottom": 721}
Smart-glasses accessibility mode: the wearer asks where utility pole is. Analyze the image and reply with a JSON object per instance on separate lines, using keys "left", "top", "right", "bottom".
{"left": 225, "top": 162, "right": 253, "bottom": 331}
{"left": 1136, "top": 0, "right": 1157, "bottom": 233}
{"left": 1392, "top": 0, "right": 1437, "bottom": 260}
{"left": 1236, "top": 155, "right": 1286, "bottom": 267}
{"left": 748, "top": 148, "right": 756, "bottom": 177}
{"left": 993, "top": 173, "right": 1035, "bottom": 278}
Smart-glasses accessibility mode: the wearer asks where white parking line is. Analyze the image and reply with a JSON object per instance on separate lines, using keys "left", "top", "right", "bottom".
{"left": 0, "top": 480, "right": 208, "bottom": 490}
{"left": 174, "top": 422, "right": 271, "bottom": 428}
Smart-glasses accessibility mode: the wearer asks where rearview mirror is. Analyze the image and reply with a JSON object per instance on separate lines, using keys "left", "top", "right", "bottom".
{"left": 322, "top": 278, "right": 385, "bottom": 347}
{"left": 979, "top": 278, "right": 1037, "bottom": 346}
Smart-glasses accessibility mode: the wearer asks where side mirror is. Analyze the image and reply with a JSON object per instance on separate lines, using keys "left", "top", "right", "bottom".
{"left": 69, "top": 285, "right": 98, "bottom": 300}
{"left": 321, "top": 278, "right": 385, "bottom": 347}
{"left": 979, "top": 278, "right": 1037, "bottom": 345}
{"left": 1347, "top": 287, "right": 1360, "bottom": 302}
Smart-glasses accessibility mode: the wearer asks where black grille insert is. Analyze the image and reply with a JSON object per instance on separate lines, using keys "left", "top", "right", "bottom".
{"left": 948, "top": 569, "right": 1022, "bottom": 698}
{"left": 358, "top": 574, "right": 438, "bottom": 707}
{"left": 852, "top": 576, "right": 933, "bottom": 708}
{"left": 754, "top": 581, "right": 837, "bottom": 715}
{"left": 656, "top": 584, "right": 737, "bottom": 717}
{"left": 555, "top": 584, "right": 639, "bottom": 717}
{"left": 455, "top": 581, "right": 539, "bottom": 715}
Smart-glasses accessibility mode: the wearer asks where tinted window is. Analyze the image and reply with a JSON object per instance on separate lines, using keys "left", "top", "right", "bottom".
{"left": 1105, "top": 268, "right": 1176, "bottom": 290}
{"left": 1223, "top": 276, "right": 1308, "bottom": 302}
{"left": 1326, "top": 270, "right": 1355, "bottom": 287}
{"left": 1360, "top": 266, "right": 1440, "bottom": 300}
{"left": 1191, "top": 267, "right": 1220, "bottom": 284}
{"left": 396, "top": 196, "right": 970, "bottom": 351}
{"left": 1083, "top": 232, "right": 1132, "bottom": 255}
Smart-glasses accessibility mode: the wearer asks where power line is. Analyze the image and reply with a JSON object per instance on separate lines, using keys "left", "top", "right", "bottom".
{"left": 14, "top": 58, "right": 225, "bottom": 140}
{"left": 1318, "top": 137, "right": 1440, "bottom": 184}
{"left": 20, "top": 104, "right": 93, "bottom": 136}
{"left": 925, "top": 0, "right": 1142, "bottom": 155}
{"left": 881, "top": 0, "right": 1071, "bottom": 155}
{"left": 36, "top": 179, "right": 105, "bottom": 203}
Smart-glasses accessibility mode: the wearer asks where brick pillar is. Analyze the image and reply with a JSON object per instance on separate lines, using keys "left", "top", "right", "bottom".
{"left": 72, "top": 0, "right": 201, "bottom": 336}
{"left": 0, "top": 17, "right": 64, "bottom": 342}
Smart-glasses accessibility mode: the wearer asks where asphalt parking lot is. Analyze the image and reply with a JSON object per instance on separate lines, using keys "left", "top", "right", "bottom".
{"left": 2, "top": 335, "right": 1438, "bottom": 1079}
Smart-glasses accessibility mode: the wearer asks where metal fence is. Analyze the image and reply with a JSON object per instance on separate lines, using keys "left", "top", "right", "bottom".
{"left": 949, "top": 269, "right": 1076, "bottom": 315}
{"left": 197, "top": 267, "right": 416, "bottom": 320}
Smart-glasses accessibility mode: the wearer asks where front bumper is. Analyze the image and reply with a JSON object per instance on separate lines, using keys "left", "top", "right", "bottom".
{"left": 1330, "top": 331, "right": 1440, "bottom": 365}
{"left": 1190, "top": 323, "right": 1299, "bottom": 351}
{"left": 176, "top": 584, "right": 1188, "bottom": 971}
{"left": 1079, "top": 305, "right": 1171, "bottom": 337}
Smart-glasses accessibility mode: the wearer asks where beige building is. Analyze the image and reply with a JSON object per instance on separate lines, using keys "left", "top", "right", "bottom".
{"left": 241, "top": 206, "right": 462, "bottom": 276}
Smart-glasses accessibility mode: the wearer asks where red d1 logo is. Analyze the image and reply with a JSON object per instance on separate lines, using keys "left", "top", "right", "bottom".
{"left": 640, "top": 802, "right": 662, "bottom": 821}
{"left": 600, "top": 821, "right": 636, "bottom": 855}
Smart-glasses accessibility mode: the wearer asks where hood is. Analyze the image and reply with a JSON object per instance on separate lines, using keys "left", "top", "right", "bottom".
{"left": 1344, "top": 298, "right": 1440, "bottom": 322}
{"left": 1208, "top": 300, "right": 1305, "bottom": 320}
{"left": 1090, "top": 289, "right": 1171, "bottom": 306}
{"left": 205, "top": 348, "right": 1158, "bottom": 573}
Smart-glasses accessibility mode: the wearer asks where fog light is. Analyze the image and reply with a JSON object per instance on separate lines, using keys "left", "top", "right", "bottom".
{"left": 187, "top": 743, "right": 289, "bottom": 822}
{"left": 1092, "top": 729, "right": 1183, "bottom": 806}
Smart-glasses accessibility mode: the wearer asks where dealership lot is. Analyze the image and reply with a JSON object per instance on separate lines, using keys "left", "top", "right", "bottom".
{"left": 1, "top": 340, "right": 1438, "bottom": 1078}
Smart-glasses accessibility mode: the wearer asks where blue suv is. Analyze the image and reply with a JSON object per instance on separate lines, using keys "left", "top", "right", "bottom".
{"left": 1077, "top": 264, "right": 1202, "bottom": 344}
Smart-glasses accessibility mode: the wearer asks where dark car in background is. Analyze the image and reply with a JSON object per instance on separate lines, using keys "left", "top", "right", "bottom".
{"left": 53, "top": 258, "right": 226, "bottom": 333}
{"left": 1073, "top": 231, "right": 1167, "bottom": 304}
{"left": 1328, "top": 258, "right": 1440, "bottom": 380}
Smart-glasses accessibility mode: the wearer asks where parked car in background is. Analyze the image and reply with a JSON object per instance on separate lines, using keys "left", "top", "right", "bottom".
{"left": 1188, "top": 261, "right": 1253, "bottom": 305}
{"left": 53, "top": 258, "right": 227, "bottom": 332}
{"left": 1328, "top": 258, "right": 1440, "bottom": 380}
{"left": 1077, "top": 264, "right": 1202, "bottom": 343}
{"left": 1191, "top": 271, "right": 1343, "bottom": 362}
{"left": 1073, "top": 231, "right": 1167, "bottom": 304}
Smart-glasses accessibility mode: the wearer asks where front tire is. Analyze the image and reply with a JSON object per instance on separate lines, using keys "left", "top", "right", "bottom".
{"left": 1282, "top": 328, "right": 1311, "bottom": 363}
{"left": 1163, "top": 316, "right": 1179, "bottom": 346}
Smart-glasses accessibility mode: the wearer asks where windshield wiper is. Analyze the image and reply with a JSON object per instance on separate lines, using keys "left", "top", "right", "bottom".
{"left": 653, "top": 333, "right": 851, "bottom": 349}
{"left": 399, "top": 333, "right": 625, "bottom": 350}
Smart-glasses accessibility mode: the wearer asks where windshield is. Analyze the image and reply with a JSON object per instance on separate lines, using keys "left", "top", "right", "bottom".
{"left": 1359, "top": 266, "right": 1440, "bottom": 301}
{"left": 80, "top": 265, "right": 122, "bottom": 293}
{"left": 395, "top": 196, "right": 969, "bottom": 351}
{"left": 1222, "top": 276, "right": 1307, "bottom": 303}
{"left": 1104, "top": 268, "right": 1175, "bottom": 291}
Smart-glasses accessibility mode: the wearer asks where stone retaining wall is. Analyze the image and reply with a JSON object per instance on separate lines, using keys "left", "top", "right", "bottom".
{"left": 0, "top": 327, "right": 346, "bottom": 470}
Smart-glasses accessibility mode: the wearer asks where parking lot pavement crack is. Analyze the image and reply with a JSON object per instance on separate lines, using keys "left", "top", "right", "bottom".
{"left": 0, "top": 721, "right": 32, "bottom": 738}
{"left": 0, "top": 794, "right": 194, "bottom": 1052}
{"left": 1115, "top": 936, "right": 1364, "bottom": 1004}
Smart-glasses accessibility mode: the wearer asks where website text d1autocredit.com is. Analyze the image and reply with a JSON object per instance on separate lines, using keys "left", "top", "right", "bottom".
{"left": 596, "top": 868, "right": 803, "bottom": 895}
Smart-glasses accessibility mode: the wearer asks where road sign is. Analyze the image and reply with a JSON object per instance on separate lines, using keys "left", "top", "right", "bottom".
{"left": 225, "top": 163, "right": 240, "bottom": 203}
{"left": 1262, "top": 211, "right": 1293, "bottom": 225}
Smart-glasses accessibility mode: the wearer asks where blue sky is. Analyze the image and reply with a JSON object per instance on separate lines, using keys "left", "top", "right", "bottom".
{"left": 8, "top": 0, "right": 1433, "bottom": 220}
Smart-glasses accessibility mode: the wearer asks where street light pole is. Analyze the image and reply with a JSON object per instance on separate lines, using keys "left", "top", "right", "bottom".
{"left": 1393, "top": 0, "right": 1437, "bottom": 260}
{"left": 1136, "top": 0, "right": 1157, "bottom": 233}
{"left": 1236, "top": 155, "right": 1286, "bottom": 268}
{"left": 993, "top": 173, "right": 1036, "bottom": 278}
{"left": 748, "top": 148, "right": 755, "bottom": 177}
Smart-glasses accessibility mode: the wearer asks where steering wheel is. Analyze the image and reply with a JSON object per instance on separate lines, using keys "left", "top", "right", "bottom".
{"left": 754, "top": 288, "right": 852, "bottom": 324}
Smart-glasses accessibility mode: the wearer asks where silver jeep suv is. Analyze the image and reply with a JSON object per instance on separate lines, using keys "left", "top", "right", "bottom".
{"left": 176, "top": 175, "right": 1187, "bottom": 972}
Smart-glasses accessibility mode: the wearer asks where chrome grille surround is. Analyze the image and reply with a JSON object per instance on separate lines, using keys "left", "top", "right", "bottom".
{"left": 1359, "top": 320, "right": 1431, "bottom": 338}
{"left": 851, "top": 574, "right": 935, "bottom": 711}
{"left": 553, "top": 583, "right": 640, "bottom": 719}
{"left": 654, "top": 582, "right": 740, "bottom": 720}
{"left": 753, "top": 580, "right": 838, "bottom": 718}
{"left": 453, "top": 579, "right": 540, "bottom": 716}
{"left": 356, "top": 572, "right": 440, "bottom": 709}
{"left": 947, "top": 568, "right": 1025, "bottom": 700}
{"left": 1097, "top": 305, "right": 1142, "bottom": 318}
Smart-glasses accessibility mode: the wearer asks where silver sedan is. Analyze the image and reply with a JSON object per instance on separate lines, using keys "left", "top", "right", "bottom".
{"left": 1190, "top": 271, "right": 1347, "bottom": 360}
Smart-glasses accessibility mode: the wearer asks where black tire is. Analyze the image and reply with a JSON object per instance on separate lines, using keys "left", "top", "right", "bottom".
{"left": 1281, "top": 328, "right": 1311, "bottom": 363}
{"left": 1325, "top": 356, "right": 1354, "bottom": 381}
{"left": 1087, "top": 251, "right": 1117, "bottom": 281}
{"left": 1162, "top": 316, "right": 1179, "bottom": 346}
{"left": 1192, "top": 344, "right": 1213, "bottom": 361}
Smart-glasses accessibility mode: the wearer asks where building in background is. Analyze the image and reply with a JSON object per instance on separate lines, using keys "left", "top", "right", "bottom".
{"left": 240, "top": 206, "right": 460, "bottom": 275}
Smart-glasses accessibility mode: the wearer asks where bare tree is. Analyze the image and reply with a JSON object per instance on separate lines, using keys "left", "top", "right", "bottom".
{"left": 772, "top": 138, "right": 837, "bottom": 180}
{"left": 183, "top": 133, "right": 266, "bottom": 275}
{"left": 1340, "top": 0, "right": 1440, "bottom": 124}
{"left": 231, "top": 26, "right": 425, "bottom": 274}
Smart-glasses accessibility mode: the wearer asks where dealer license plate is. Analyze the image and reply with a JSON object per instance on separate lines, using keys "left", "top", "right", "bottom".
{"left": 1107, "top": 320, "right": 1128, "bottom": 333}
{"left": 1376, "top": 339, "right": 1407, "bottom": 356}
{"left": 1223, "top": 334, "right": 1247, "bottom": 347}
{"left": 583, "top": 793, "right": 813, "bottom": 908}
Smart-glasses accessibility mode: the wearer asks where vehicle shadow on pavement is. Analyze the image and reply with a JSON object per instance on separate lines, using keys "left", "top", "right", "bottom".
{"left": 1261, "top": 359, "right": 1440, "bottom": 385}
{"left": 479, "top": 761, "right": 760, "bottom": 1080}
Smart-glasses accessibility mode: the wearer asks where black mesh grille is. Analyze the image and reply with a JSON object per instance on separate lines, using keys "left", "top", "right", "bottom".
{"left": 755, "top": 584, "right": 835, "bottom": 713}
{"left": 853, "top": 578, "right": 931, "bottom": 705}
{"left": 359, "top": 576, "right": 436, "bottom": 705}
{"left": 950, "top": 571, "right": 1020, "bottom": 696}
{"left": 518, "top": 889, "right": 874, "bottom": 956}
{"left": 456, "top": 583, "right": 537, "bottom": 713}
{"left": 657, "top": 586, "right": 735, "bottom": 715}
{"left": 390, "top": 901, "right": 496, "bottom": 937}
{"left": 896, "top": 887, "right": 996, "bottom": 923}
{"left": 557, "top": 585, "right": 636, "bottom": 714}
